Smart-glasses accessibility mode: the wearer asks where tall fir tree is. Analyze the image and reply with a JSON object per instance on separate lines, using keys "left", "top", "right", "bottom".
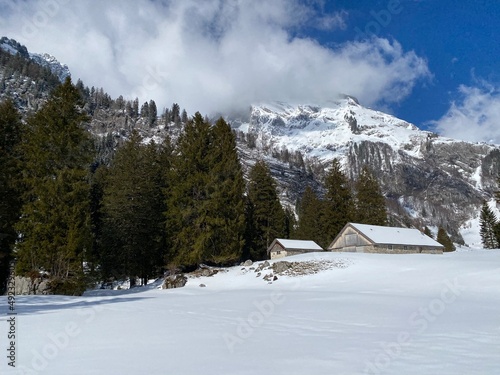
{"left": 15, "top": 78, "right": 94, "bottom": 294}
{"left": 0, "top": 100, "right": 22, "bottom": 293}
{"left": 296, "top": 186, "right": 324, "bottom": 245}
{"left": 479, "top": 201, "right": 499, "bottom": 249}
{"left": 166, "top": 113, "right": 245, "bottom": 266}
{"left": 437, "top": 227, "right": 456, "bottom": 252}
{"left": 203, "top": 118, "right": 245, "bottom": 264}
{"left": 355, "top": 165, "right": 387, "bottom": 226}
{"left": 322, "top": 159, "right": 354, "bottom": 246}
{"left": 100, "top": 131, "right": 166, "bottom": 285}
{"left": 245, "top": 160, "right": 285, "bottom": 260}
{"left": 166, "top": 112, "right": 213, "bottom": 266}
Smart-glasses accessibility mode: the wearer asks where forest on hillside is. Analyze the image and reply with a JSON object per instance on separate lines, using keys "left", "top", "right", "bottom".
{"left": 0, "top": 76, "right": 400, "bottom": 295}
{"left": 0, "top": 42, "right": 474, "bottom": 295}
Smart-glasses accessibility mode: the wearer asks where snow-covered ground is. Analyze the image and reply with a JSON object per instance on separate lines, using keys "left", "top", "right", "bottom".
{"left": 2, "top": 250, "right": 500, "bottom": 375}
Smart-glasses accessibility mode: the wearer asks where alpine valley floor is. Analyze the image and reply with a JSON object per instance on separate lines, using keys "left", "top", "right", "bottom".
{"left": 1, "top": 250, "right": 500, "bottom": 375}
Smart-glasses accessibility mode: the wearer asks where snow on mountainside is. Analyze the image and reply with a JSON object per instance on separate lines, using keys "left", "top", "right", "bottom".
{"left": 29, "top": 52, "right": 71, "bottom": 82}
{"left": 238, "top": 98, "right": 449, "bottom": 163}
{"left": 0, "top": 37, "right": 70, "bottom": 82}
{"left": 231, "top": 99, "right": 500, "bottom": 244}
{"left": 2, "top": 36, "right": 499, "bottom": 244}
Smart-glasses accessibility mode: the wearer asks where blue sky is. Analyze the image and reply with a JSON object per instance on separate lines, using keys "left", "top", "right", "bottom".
{"left": 1, "top": 0, "right": 499, "bottom": 143}
{"left": 302, "top": 0, "right": 500, "bottom": 129}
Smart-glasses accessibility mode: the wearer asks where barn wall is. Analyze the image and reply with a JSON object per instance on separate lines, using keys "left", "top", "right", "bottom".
{"left": 269, "top": 243, "right": 287, "bottom": 259}
{"left": 329, "top": 226, "right": 372, "bottom": 250}
{"left": 329, "top": 244, "right": 443, "bottom": 254}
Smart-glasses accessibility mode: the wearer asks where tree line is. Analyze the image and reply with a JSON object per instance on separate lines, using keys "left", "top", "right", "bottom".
{"left": 0, "top": 78, "right": 391, "bottom": 294}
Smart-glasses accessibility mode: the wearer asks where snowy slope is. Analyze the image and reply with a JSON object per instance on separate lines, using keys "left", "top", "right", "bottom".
{"left": 2, "top": 251, "right": 499, "bottom": 375}
{"left": 235, "top": 98, "right": 457, "bottom": 164}
{"left": 232, "top": 100, "right": 500, "bottom": 243}
{"left": 0, "top": 36, "right": 70, "bottom": 82}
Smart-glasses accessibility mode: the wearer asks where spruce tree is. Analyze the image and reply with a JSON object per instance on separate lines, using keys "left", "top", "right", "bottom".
{"left": 296, "top": 186, "right": 324, "bottom": 245}
{"left": 355, "top": 165, "right": 387, "bottom": 226}
{"left": 423, "top": 226, "right": 433, "bottom": 238}
{"left": 166, "top": 114, "right": 245, "bottom": 266}
{"left": 166, "top": 112, "right": 213, "bottom": 266}
{"left": 437, "top": 227, "right": 456, "bottom": 252}
{"left": 245, "top": 160, "right": 285, "bottom": 260}
{"left": 148, "top": 99, "right": 157, "bottom": 126}
{"left": 479, "top": 201, "right": 499, "bottom": 249}
{"left": 15, "top": 78, "right": 93, "bottom": 294}
{"left": 322, "top": 159, "right": 354, "bottom": 245}
{"left": 101, "top": 131, "right": 166, "bottom": 285}
{"left": 0, "top": 100, "right": 22, "bottom": 293}
{"left": 203, "top": 118, "right": 245, "bottom": 264}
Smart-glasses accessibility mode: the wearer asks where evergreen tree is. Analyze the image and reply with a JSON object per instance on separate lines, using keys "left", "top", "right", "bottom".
{"left": 148, "top": 99, "right": 157, "bottom": 126}
{"left": 0, "top": 100, "right": 22, "bottom": 293}
{"left": 296, "top": 186, "right": 323, "bottom": 245}
{"left": 166, "top": 114, "right": 245, "bottom": 266}
{"left": 181, "top": 109, "right": 188, "bottom": 124}
{"left": 100, "top": 132, "right": 166, "bottom": 285}
{"left": 322, "top": 159, "right": 354, "bottom": 246}
{"left": 284, "top": 207, "right": 297, "bottom": 239}
{"left": 355, "top": 165, "right": 387, "bottom": 226}
{"left": 15, "top": 78, "right": 94, "bottom": 294}
{"left": 245, "top": 160, "right": 285, "bottom": 260}
{"left": 437, "top": 227, "right": 456, "bottom": 252}
{"left": 170, "top": 103, "right": 180, "bottom": 125}
{"left": 423, "top": 226, "right": 433, "bottom": 238}
{"left": 479, "top": 201, "right": 499, "bottom": 249}
{"left": 204, "top": 118, "right": 246, "bottom": 263}
{"left": 132, "top": 98, "right": 139, "bottom": 118}
{"left": 140, "top": 101, "right": 149, "bottom": 119}
{"left": 166, "top": 113, "right": 213, "bottom": 266}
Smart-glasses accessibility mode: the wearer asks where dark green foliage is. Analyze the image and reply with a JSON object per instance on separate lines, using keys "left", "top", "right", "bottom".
{"left": 355, "top": 165, "right": 387, "bottom": 226}
{"left": 479, "top": 201, "right": 499, "bottom": 249}
{"left": 245, "top": 160, "right": 285, "bottom": 260}
{"left": 166, "top": 114, "right": 245, "bottom": 266}
{"left": 437, "top": 227, "right": 455, "bottom": 252}
{"left": 423, "top": 226, "right": 433, "bottom": 238}
{"left": 283, "top": 207, "right": 297, "bottom": 239}
{"left": 0, "top": 43, "right": 60, "bottom": 94}
{"left": 296, "top": 186, "right": 324, "bottom": 246}
{"left": 322, "top": 159, "right": 355, "bottom": 244}
{"left": 100, "top": 132, "right": 166, "bottom": 285}
{"left": 203, "top": 118, "right": 246, "bottom": 264}
{"left": 0, "top": 99, "right": 22, "bottom": 293}
{"left": 148, "top": 100, "right": 157, "bottom": 126}
{"left": 15, "top": 78, "right": 94, "bottom": 293}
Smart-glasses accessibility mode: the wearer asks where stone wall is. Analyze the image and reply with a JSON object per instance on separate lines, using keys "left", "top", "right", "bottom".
{"left": 14, "top": 276, "right": 52, "bottom": 295}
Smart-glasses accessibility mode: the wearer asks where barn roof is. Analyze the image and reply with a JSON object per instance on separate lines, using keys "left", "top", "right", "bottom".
{"left": 348, "top": 223, "right": 444, "bottom": 247}
{"left": 270, "top": 239, "right": 323, "bottom": 251}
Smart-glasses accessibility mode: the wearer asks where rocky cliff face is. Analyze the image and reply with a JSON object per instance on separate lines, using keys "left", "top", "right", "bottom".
{"left": 229, "top": 100, "right": 500, "bottom": 243}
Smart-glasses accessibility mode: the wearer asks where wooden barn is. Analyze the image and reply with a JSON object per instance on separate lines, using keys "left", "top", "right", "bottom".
{"left": 267, "top": 239, "right": 324, "bottom": 259}
{"left": 328, "top": 223, "right": 444, "bottom": 254}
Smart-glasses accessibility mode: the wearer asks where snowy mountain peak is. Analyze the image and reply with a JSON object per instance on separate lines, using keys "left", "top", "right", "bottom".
{"left": 239, "top": 99, "right": 433, "bottom": 163}
{"left": 0, "top": 36, "right": 29, "bottom": 58}
{"left": 1, "top": 36, "right": 70, "bottom": 82}
{"left": 29, "top": 52, "right": 71, "bottom": 82}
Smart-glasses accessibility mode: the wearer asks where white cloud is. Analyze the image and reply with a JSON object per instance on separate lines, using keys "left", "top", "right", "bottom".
{"left": 0, "top": 0, "right": 430, "bottom": 116}
{"left": 432, "top": 83, "right": 500, "bottom": 144}
{"left": 315, "top": 10, "right": 348, "bottom": 31}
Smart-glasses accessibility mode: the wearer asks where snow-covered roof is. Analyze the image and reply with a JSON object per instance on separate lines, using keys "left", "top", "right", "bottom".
{"left": 273, "top": 239, "right": 323, "bottom": 251}
{"left": 350, "top": 223, "right": 443, "bottom": 247}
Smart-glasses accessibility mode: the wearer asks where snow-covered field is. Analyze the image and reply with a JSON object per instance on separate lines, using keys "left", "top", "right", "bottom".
{"left": 2, "top": 250, "right": 500, "bottom": 375}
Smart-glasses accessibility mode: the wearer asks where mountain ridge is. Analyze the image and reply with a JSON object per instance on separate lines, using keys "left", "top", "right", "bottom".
{"left": 2, "top": 36, "right": 499, "bottom": 245}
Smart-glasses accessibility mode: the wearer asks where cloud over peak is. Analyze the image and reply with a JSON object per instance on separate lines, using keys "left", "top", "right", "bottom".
{"left": 1, "top": 0, "right": 430, "bottom": 116}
